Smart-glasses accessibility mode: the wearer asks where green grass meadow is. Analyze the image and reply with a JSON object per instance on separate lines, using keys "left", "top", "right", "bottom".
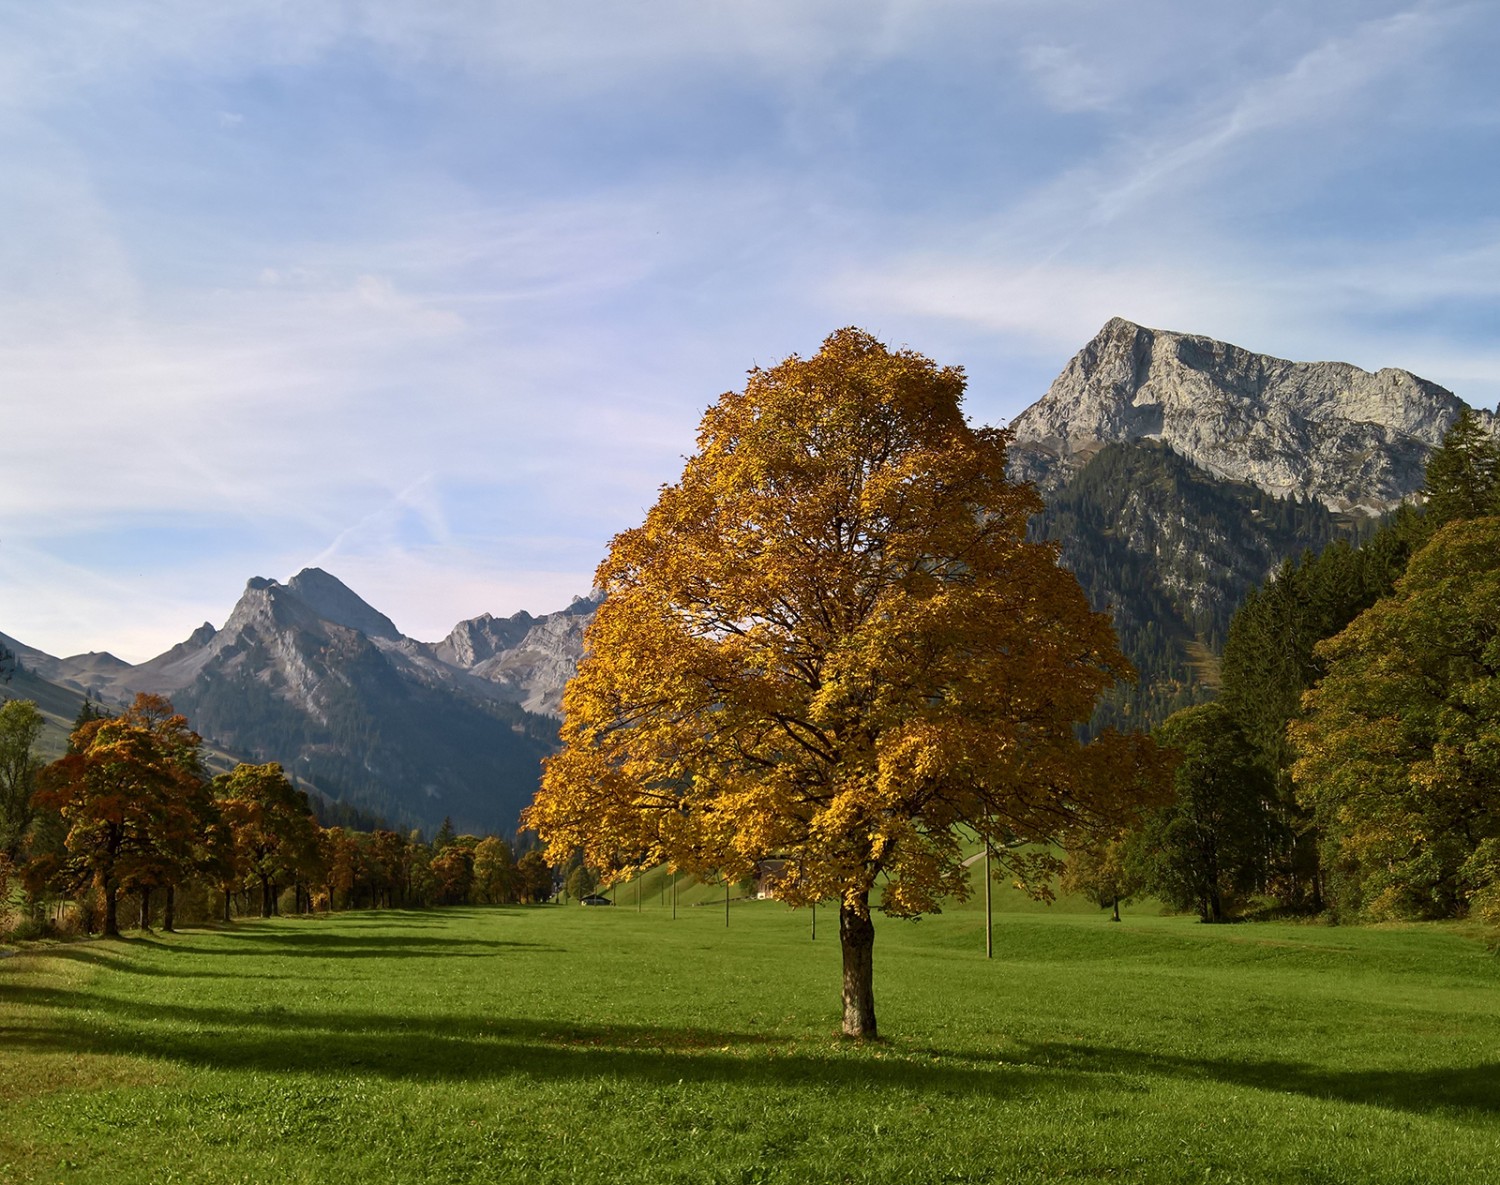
{"left": 2, "top": 892, "right": 1498, "bottom": 1184}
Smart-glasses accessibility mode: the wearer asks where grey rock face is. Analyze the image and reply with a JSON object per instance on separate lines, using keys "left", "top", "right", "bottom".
{"left": 138, "top": 573, "right": 567, "bottom": 834}
{"left": 1010, "top": 318, "right": 1496, "bottom": 514}
{"left": 433, "top": 611, "right": 537, "bottom": 669}
{"left": 435, "top": 596, "right": 599, "bottom": 718}
{"left": 286, "top": 567, "right": 402, "bottom": 641}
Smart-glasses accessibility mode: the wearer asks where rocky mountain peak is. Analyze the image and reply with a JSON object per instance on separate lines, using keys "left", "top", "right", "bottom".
{"left": 438, "top": 610, "right": 536, "bottom": 668}
{"left": 285, "top": 567, "right": 402, "bottom": 641}
{"left": 186, "top": 622, "right": 217, "bottom": 647}
{"left": 221, "top": 575, "right": 332, "bottom": 642}
{"left": 1009, "top": 319, "right": 1494, "bottom": 514}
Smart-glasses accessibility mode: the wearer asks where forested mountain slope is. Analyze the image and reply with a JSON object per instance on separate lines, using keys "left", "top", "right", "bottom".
{"left": 1027, "top": 441, "right": 1368, "bottom": 731}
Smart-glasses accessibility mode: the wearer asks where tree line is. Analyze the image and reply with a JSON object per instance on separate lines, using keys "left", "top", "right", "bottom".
{"left": 1067, "top": 408, "right": 1500, "bottom": 925}
{"left": 0, "top": 694, "right": 554, "bottom": 940}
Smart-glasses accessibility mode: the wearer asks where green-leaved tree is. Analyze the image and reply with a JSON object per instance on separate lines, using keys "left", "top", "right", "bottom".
{"left": 1292, "top": 516, "right": 1500, "bottom": 919}
{"left": 1137, "top": 702, "right": 1274, "bottom": 923}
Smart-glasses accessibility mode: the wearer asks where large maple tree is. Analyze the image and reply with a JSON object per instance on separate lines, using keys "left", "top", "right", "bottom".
{"left": 525, "top": 328, "right": 1162, "bottom": 1037}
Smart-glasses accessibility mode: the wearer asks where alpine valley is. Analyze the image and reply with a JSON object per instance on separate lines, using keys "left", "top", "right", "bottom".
{"left": 5, "top": 319, "right": 1494, "bottom": 835}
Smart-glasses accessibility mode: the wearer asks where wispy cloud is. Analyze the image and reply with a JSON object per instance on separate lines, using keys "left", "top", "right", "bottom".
{"left": 2, "top": 1, "right": 1496, "bottom": 659}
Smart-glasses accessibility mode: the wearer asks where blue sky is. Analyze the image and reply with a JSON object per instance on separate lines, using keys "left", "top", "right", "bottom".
{"left": 3, "top": 1, "right": 1498, "bottom": 662}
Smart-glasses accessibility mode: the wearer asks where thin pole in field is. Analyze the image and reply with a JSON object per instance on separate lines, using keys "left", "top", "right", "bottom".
{"left": 984, "top": 825, "right": 993, "bottom": 960}
{"left": 637, "top": 867, "right": 641, "bottom": 912}
{"left": 811, "top": 900, "right": 816, "bottom": 940}
{"left": 725, "top": 877, "right": 730, "bottom": 927}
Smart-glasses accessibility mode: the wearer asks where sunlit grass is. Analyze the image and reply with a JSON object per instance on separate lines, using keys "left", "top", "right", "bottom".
{"left": 2, "top": 901, "right": 1497, "bottom": 1183}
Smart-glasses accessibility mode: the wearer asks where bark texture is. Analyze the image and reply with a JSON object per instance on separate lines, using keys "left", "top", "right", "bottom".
{"left": 839, "top": 893, "right": 877, "bottom": 1038}
{"left": 102, "top": 881, "right": 119, "bottom": 937}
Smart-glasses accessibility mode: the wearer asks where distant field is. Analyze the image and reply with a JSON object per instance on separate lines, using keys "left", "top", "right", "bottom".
{"left": 2, "top": 899, "right": 1498, "bottom": 1184}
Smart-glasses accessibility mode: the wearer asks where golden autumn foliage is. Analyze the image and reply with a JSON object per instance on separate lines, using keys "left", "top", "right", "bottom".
{"left": 524, "top": 329, "right": 1164, "bottom": 1035}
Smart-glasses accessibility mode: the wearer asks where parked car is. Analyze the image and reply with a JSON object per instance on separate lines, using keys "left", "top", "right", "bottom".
{"left": 579, "top": 894, "right": 613, "bottom": 906}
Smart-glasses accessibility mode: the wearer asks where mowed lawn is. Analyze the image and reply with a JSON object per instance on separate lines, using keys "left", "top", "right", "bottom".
{"left": 2, "top": 899, "right": 1498, "bottom": 1184}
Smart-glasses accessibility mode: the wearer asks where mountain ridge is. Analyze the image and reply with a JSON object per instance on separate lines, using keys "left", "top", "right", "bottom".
{"left": 3, "top": 571, "right": 593, "bottom": 834}
{"left": 1009, "top": 317, "right": 1495, "bottom": 514}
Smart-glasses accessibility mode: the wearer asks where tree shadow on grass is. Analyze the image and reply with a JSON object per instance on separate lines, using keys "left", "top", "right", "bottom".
{"left": 2, "top": 981, "right": 1091, "bottom": 1101}
{"left": 160, "top": 922, "right": 559, "bottom": 958}
{"left": 20, "top": 933, "right": 550, "bottom": 968}
{"left": 929, "top": 1039, "right": 1500, "bottom": 1118}
{"left": 175, "top": 933, "right": 550, "bottom": 958}
{"left": 21, "top": 944, "right": 246, "bottom": 979}
{"left": 8, "top": 982, "right": 1495, "bottom": 1117}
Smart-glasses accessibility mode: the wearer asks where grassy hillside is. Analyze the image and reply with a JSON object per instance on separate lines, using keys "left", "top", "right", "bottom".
{"left": 1, "top": 666, "right": 88, "bottom": 762}
{"left": 3, "top": 905, "right": 1496, "bottom": 1183}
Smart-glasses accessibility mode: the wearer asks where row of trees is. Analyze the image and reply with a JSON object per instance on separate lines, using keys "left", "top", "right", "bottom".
{"left": 0, "top": 694, "right": 553, "bottom": 939}
{"left": 1068, "top": 408, "right": 1500, "bottom": 925}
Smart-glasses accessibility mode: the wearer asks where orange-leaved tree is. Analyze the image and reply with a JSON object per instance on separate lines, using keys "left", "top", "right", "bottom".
{"left": 214, "top": 762, "right": 321, "bottom": 918}
{"left": 38, "top": 693, "right": 205, "bottom": 937}
{"left": 524, "top": 329, "right": 1164, "bottom": 1037}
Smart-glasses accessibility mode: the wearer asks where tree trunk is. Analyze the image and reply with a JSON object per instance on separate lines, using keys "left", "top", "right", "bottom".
{"left": 1111, "top": 896, "right": 1121, "bottom": 922}
{"left": 224, "top": 889, "right": 232, "bottom": 923}
{"left": 102, "top": 881, "right": 119, "bottom": 937}
{"left": 164, "top": 884, "right": 176, "bottom": 932}
{"left": 139, "top": 886, "right": 152, "bottom": 930}
{"left": 260, "top": 874, "right": 272, "bottom": 918}
{"left": 839, "top": 892, "right": 877, "bottom": 1039}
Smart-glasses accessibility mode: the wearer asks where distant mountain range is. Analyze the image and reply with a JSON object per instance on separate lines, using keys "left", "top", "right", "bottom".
{"left": 2, "top": 574, "right": 597, "bottom": 836}
{"left": 5, "top": 318, "right": 1493, "bottom": 832}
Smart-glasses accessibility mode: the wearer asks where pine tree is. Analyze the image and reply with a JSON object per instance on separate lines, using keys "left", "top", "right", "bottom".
{"left": 1422, "top": 407, "right": 1500, "bottom": 529}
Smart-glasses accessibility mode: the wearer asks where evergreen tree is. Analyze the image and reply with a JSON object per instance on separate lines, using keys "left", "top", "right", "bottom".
{"left": 67, "top": 698, "right": 110, "bottom": 754}
{"left": 1219, "top": 511, "right": 1421, "bottom": 909}
{"left": 1135, "top": 703, "right": 1274, "bottom": 923}
{"left": 1422, "top": 407, "right": 1500, "bottom": 529}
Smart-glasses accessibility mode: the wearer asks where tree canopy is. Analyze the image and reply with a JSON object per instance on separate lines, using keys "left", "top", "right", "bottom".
{"left": 1291, "top": 516, "right": 1500, "bottom": 920}
{"left": 0, "top": 698, "right": 45, "bottom": 862}
{"left": 1137, "top": 702, "right": 1274, "bottom": 923}
{"left": 214, "top": 761, "right": 321, "bottom": 918}
{"left": 525, "top": 328, "right": 1164, "bottom": 1037}
{"left": 37, "top": 693, "right": 206, "bottom": 936}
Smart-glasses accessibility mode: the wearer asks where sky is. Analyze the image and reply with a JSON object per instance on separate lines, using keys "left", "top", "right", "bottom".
{"left": 3, "top": 0, "right": 1498, "bottom": 662}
